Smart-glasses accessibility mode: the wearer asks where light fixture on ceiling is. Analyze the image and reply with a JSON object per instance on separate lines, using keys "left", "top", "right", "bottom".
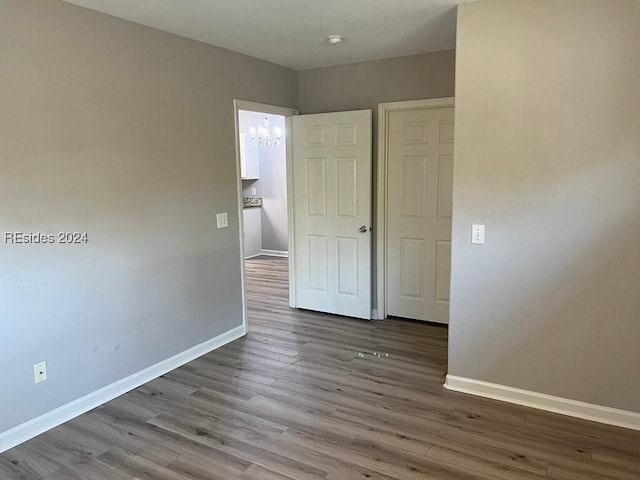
{"left": 327, "top": 34, "right": 344, "bottom": 46}
{"left": 250, "top": 115, "right": 282, "bottom": 148}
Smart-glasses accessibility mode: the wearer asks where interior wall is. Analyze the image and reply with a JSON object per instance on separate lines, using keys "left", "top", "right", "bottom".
{"left": 298, "top": 50, "right": 455, "bottom": 115}
{"left": 0, "top": 0, "right": 297, "bottom": 435}
{"left": 450, "top": 0, "right": 640, "bottom": 412}
{"left": 297, "top": 50, "right": 456, "bottom": 307}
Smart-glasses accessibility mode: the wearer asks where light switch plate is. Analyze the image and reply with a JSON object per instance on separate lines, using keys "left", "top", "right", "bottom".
{"left": 472, "top": 224, "right": 485, "bottom": 244}
{"left": 216, "top": 212, "right": 228, "bottom": 229}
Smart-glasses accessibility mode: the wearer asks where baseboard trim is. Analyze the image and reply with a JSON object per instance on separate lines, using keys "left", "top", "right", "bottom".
{"left": 261, "top": 249, "right": 288, "bottom": 258}
{"left": 0, "top": 324, "right": 246, "bottom": 453}
{"left": 444, "top": 374, "right": 640, "bottom": 431}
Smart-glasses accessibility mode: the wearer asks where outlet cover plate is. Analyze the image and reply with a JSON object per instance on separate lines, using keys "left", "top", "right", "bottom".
{"left": 34, "top": 361, "right": 47, "bottom": 383}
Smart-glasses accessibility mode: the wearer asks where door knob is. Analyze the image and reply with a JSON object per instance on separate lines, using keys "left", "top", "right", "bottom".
{"left": 359, "top": 225, "right": 369, "bottom": 233}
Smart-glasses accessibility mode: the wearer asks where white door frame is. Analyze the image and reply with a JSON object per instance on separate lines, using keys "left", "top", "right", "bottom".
{"left": 375, "top": 97, "right": 455, "bottom": 320}
{"left": 233, "top": 100, "right": 299, "bottom": 332}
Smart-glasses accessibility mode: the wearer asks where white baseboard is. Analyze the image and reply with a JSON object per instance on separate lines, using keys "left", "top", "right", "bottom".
{"left": 444, "top": 374, "right": 640, "bottom": 432}
{"left": 261, "top": 249, "right": 288, "bottom": 258}
{"left": 0, "top": 324, "right": 246, "bottom": 453}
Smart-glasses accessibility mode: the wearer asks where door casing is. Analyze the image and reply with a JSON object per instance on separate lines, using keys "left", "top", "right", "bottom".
{"left": 376, "top": 97, "right": 455, "bottom": 321}
{"left": 233, "top": 100, "right": 298, "bottom": 333}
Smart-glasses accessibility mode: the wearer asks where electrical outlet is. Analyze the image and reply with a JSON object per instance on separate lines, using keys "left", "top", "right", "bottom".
{"left": 472, "top": 224, "right": 485, "bottom": 244}
{"left": 216, "top": 212, "right": 228, "bottom": 229}
{"left": 251, "top": 187, "right": 257, "bottom": 195}
{"left": 34, "top": 361, "right": 47, "bottom": 383}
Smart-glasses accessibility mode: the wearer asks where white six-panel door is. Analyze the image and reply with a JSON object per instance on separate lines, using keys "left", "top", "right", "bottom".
{"left": 292, "top": 110, "right": 372, "bottom": 319}
{"left": 387, "top": 106, "right": 454, "bottom": 323}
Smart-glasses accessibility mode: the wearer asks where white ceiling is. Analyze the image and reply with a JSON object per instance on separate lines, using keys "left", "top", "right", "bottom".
{"left": 61, "top": 0, "right": 471, "bottom": 70}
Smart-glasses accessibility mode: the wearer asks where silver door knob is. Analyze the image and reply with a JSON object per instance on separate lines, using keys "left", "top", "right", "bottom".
{"left": 359, "top": 226, "right": 369, "bottom": 233}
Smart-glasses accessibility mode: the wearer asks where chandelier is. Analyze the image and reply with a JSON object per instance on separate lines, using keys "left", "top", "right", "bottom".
{"left": 250, "top": 115, "right": 282, "bottom": 147}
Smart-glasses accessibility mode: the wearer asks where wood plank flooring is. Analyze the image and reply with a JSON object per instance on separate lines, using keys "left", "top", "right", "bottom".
{"left": 2, "top": 256, "right": 639, "bottom": 479}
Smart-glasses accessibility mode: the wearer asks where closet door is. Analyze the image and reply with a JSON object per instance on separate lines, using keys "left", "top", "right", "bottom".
{"left": 387, "top": 106, "right": 454, "bottom": 323}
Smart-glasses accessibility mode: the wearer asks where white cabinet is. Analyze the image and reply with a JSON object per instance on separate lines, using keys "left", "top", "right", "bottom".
{"left": 243, "top": 207, "right": 262, "bottom": 258}
{"left": 240, "top": 133, "right": 259, "bottom": 180}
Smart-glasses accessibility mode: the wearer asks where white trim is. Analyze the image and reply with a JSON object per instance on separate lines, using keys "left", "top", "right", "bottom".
{"left": 376, "top": 97, "right": 455, "bottom": 321}
{"left": 285, "top": 115, "right": 297, "bottom": 308}
{"left": 444, "top": 375, "right": 640, "bottom": 432}
{"left": 0, "top": 325, "right": 246, "bottom": 453}
{"left": 233, "top": 100, "right": 298, "bottom": 330}
{"left": 235, "top": 100, "right": 297, "bottom": 118}
{"left": 261, "top": 249, "right": 289, "bottom": 258}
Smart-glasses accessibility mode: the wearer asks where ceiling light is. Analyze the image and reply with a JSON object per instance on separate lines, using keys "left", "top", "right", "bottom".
{"left": 249, "top": 115, "right": 282, "bottom": 148}
{"left": 327, "top": 35, "right": 344, "bottom": 46}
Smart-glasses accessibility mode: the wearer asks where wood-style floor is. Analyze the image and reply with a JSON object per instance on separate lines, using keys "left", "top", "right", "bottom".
{"left": 2, "top": 257, "right": 639, "bottom": 479}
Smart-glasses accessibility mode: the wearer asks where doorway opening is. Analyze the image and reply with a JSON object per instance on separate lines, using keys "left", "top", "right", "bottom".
{"left": 234, "top": 102, "right": 374, "bottom": 328}
{"left": 233, "top": 101, "right": 298, "bottom": 332}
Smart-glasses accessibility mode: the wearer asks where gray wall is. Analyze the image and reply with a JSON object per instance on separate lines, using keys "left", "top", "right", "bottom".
{"left": 298, "top": 51, "right": 456, "bottom": 307}
{"left": 0, "top": 0, "right": 296, "bottom": 434}
{"left": 450, "top": 0, "right": 640, "bottom": 412}
{"left": 298, "top": 50, "right": 455, "bottom": 115}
